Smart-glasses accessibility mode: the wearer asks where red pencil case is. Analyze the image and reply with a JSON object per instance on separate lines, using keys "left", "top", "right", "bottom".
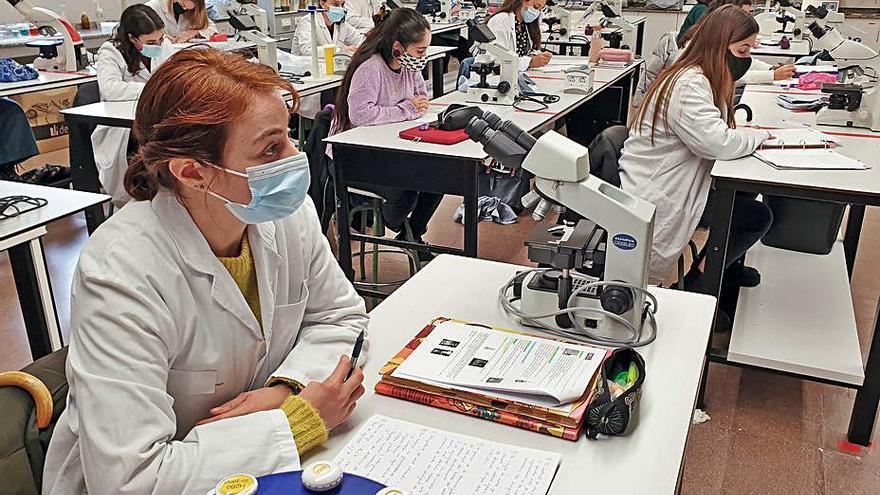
{"left": 399, "top": 124, "right": 469, "bottom": 145}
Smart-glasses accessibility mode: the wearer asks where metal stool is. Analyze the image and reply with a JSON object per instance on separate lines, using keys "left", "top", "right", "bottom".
{"left": 348, "top": 188, "right": 421, "bottom": 291}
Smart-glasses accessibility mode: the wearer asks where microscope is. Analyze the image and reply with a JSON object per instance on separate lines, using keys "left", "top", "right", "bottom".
{"left": 466, "top": 112, "right": 658, "bottom": 346}
{"left": 466, "top": 21, "right": 520, "bottom": 106}
{"left": 806, "top": 21, "right": 879, "bottom": 85}
{"left": 228, "top": 4, "right": 278, "bottom": 73}
{"left": 543, "top": 3, "right": 573, "bottom": 42}
{"left": 424, "top": 0, "right": 456, "bottom": 22}
{"left": 756, "top": 0, "right": 806, "bottom": 40}
{"left": 7, "top": 0, "right": 87, "bottom": 71}
{"left": 582, "top": 0, "right": 636, "bottom": 50}
{"left": 817, "top": 82, "right": 879, "bottom": 131}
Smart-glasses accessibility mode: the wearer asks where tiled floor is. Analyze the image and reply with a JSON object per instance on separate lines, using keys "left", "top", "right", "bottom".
{"left": 2, "top": 188, "right": 878, "bottom": 493}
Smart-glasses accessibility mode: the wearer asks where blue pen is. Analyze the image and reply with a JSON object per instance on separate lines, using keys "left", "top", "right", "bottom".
{"left": 345, "top": 330, "right": 366, "bottom": 381}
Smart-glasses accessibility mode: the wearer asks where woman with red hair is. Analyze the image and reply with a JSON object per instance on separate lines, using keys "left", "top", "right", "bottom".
{"left": 42, "top": 49, "right": 367, "bottom": 494}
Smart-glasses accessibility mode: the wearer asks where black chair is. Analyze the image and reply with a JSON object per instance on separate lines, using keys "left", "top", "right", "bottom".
{"left": 68, "top": 81, "right": 106, "bottom": 233}
{"left": 0, "top": 348, "right": 69, "bottom": 494}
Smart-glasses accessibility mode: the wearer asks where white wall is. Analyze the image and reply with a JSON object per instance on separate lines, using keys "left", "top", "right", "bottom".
{"left": 0, "top": 0, "right": 146, "bottom": 25}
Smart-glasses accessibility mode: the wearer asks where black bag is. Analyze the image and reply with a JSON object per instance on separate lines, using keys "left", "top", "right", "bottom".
{"left": 477, "top": 161, "right": 533, "bottom": 213}
{"left": 585, "top": 347, "right": 646, "bottom": 439}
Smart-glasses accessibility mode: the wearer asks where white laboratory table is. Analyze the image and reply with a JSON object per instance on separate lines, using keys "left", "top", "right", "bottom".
{"left": 542, "top": 15, "right": 648, "bottom": 57}
{"left": 699, "top": 84, "right": 880, "bottom": 447}
{"left": 751, "top": 38, "right": 811, "bottom": 59}
{"left": 60, "top": 45, "right": 456, "bottom": 234}
{"left": 0, "top": 67, "right": 97, "bottom": 98}
{"left": 0, "top": 181, "right": 108, "bottom": 360}
{"left": 325, "top": 57, "right": 644, "bottom": 295}
{"left": 0, "top": 23, "right": 116, "bottom": 59}
{"left": 313, "top": 254, "right": 717, "bottom": 494}
{"left": 428, "top": 20, "right": 468, "bottom": 36}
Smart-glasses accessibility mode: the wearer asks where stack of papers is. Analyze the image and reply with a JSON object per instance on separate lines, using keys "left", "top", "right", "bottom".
{"left": 776, "top": 94, "right": 827, "bottom": 111}
{"left": 794, "top": 65, "right": 838, "bottom": 73}
{"left": 334, "top": 415, "right": 561, "bottom": 495}
{"left": 376, "top": 318, "right": 607, "bottom": 440}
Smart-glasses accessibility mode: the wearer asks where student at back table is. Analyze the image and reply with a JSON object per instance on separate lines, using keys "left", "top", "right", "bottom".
{"left": 330, "top": 8, "right": 441, "bottom": 261}
{"left": 92, "top": 4, "right": 166, "bottom": 208}
{"left": 145, "top": 0, "right": 217, "bottom": 42}
{"left": 618, "top": 6, "right": 773, "bottom": 325}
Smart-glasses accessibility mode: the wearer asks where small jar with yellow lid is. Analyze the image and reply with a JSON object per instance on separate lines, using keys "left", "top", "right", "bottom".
{"left": 215, "top": 474, "right": 258, "bottom": 495}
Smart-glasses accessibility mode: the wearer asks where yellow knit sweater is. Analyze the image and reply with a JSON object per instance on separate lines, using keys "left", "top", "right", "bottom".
{"left": 218, "top": 236, "right": 328, "bottom": 455}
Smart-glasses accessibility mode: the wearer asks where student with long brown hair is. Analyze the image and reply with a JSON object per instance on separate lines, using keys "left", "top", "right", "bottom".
{"left": 482, "top": 0, "right": 552, "bottom": 70}
{"left": 618, "top": 5, "right": 773, "bottom": 292}
{"left": 43, "top": 48, "right": 367, "bottom": 493}
{"left": 145, "top": 0, "right": 217, "bottom": 42}
{"left": 331, "top": 8, "right": 441, "bottom": 257}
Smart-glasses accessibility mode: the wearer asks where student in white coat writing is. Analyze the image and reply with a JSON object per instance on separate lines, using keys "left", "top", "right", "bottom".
{"left": 480, "top": 0, "right": 552, "bottom": 71}
{"left": 618, "top": 5, "right": 773, "bottom": 292}
{"left": 42, "top": 48, "right": 368, "bottom": 494}
{"left": 293, "top": 0, "right": 365, "bottom": 57}
{"left": 145, "top": 0, "right": 217, "bottom": 42}
{"left": 92, "top": 4, "right": 166, "bottom": 208}
{"left": 344, "top": 0, "right": 382, "bottom": 31}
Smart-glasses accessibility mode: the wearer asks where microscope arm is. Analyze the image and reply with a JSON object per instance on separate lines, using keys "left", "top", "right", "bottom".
{"left": 521, "top": 131, "right": 655, "bottom": 287}
{"left": 7, "top": 0, "right": 83, "bottom": 71}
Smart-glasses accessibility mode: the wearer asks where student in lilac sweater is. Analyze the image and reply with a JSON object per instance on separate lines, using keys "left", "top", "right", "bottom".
{"left": 331, "top": 8, "right": 442, "bottom": 258}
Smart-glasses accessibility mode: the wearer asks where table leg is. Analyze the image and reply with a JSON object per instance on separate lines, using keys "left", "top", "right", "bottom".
{"left": 635, "top": 22, "right": 645, "bottom": 57}
{"left": 843, "top": 204, "right": 865, "bottom": 280}
{"left": 431, "top": 57, "right": 444, "bottom": 98}
{"left": 847, "top": 297, "right": 880, "bottom": 446}
{"left": 8, "top": 237, "right": 61, "bottom": 360}
{"left": 333, "top": 145, "right": 355, "bottom": 281}
{"left": 696, "top": 187, "right": 736, "bottom": 408}
{"left": 67, "top": 117, "right": 106, "bottom": 234}
{"left": 463, "top": 164, "right": 479, "bottom": 258}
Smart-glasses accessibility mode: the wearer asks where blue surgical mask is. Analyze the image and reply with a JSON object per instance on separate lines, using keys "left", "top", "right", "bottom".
{"left": 139, "top": 43, "right": 163, "bottom": 59}
{"left": 207, "top": 152, "right": 311, "bottom": 224}
{"left": 522, "top": 6, "right": 540, "bottom": 24}
{"left": 327, "top": 6, "right": 347, "bottom": 23}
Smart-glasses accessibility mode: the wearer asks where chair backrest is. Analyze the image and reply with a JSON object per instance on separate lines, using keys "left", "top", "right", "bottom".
{"left": 0, "top": 348, "right": 68, "bottom": 494}
{"left": 303, "top": 107, "right": 335, "bottom": 232}
{"left": 587, "top": 125, "right": 629, "bottom": 187}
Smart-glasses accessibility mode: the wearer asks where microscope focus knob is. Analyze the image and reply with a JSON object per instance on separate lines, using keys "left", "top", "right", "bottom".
{"left": 480, "top": 93, "right": 489, "bottom": 102}
{"left": 600, "top": 284, "right": 633, "bottom": 316}
{"left": 497, "top": 80, "right": 511, "bottom": 94}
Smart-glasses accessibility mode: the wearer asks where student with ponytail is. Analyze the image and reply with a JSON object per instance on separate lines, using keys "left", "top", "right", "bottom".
{"left": 618, "top": 5, "right": 773, "bottom": 295}
{"left": 331, "top": 8, "right": 442, "bottom": 255}
{"left": 92, "top": 3, "right": 165, "bottom": 208}
{"left": 43, "top": 48, "right": 367, "bottom": 494}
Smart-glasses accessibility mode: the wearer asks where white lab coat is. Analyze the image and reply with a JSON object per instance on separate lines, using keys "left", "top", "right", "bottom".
{"left": 145, "top": 0, "right": 218, "bottom": 40}
{"left": 344, "top": 0, "right": 380, "bottom": 31}
{"left": 292, "top": 15, "right": 364, "bottom": 57}
{"left": 739, "top": 58, "right": 775, "bottom": 86}
{"left": 42, "top": 194, "right": 368, "bottom": 494}
{"left": 618, "top": 67, "right": 770, "bottom": 282}
{"left": 293, "top": 15, "right": 364, "bottom": 118}
{"left": 91, "top": 41, "right": 150, "bottom": 208}
{"left": 476, "top": 12, "right": 535, "bottom": 72}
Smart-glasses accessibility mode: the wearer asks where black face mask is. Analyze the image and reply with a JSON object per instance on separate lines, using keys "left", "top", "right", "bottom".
{"left": 172, "top": 2, "right": 187, "bottom": 19}
{"left": 726, "top": 51, "right": 752, "bottom": 81}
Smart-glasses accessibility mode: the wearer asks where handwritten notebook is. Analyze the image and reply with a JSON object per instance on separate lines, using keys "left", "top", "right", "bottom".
{"left": 333, "top": 414, "right": 561, "bottom": 495}
{"left": 754, "top": 148, "right": 868, "bottom": 170}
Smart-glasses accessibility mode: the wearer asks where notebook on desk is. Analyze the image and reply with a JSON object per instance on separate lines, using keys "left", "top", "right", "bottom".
{"left": 753, "top": 148, "right": 868, "bottom": 170}
{"left": 375, "top": 317, "right": 607, "bottom": 440}
{"left": 758, "top": 128, "right": 839, "bottom": 149}
{"left": 333, "top": 415, "right": 561, "bottom": 495}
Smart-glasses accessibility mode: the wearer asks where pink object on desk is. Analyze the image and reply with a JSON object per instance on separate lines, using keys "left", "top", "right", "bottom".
{"left": 798, "top": 72, "right": 838, "bottom": 90}
{"left": 598, "top": 47, "right": 633, "bottom": 63}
